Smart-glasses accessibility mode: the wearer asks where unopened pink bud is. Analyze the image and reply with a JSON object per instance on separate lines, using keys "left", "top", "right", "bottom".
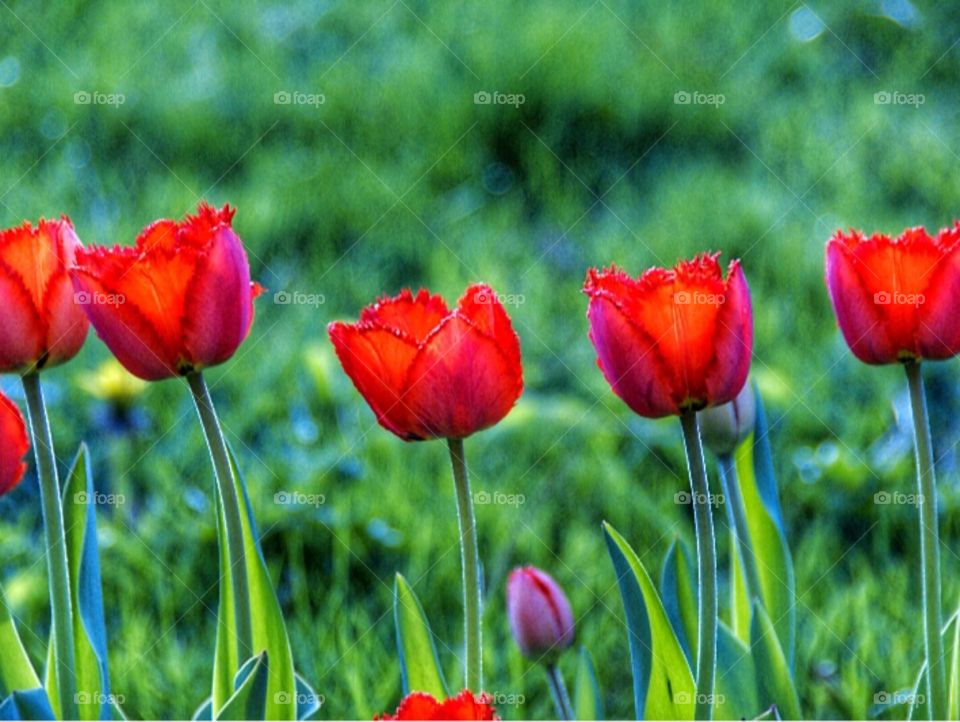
{"left": 506, "top": 566, "right": 575, "bottom": 661}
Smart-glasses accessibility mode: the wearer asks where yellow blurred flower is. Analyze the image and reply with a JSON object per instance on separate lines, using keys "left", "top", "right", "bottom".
{"left": 77, "top": 359, "right": 148, "bottom": 406}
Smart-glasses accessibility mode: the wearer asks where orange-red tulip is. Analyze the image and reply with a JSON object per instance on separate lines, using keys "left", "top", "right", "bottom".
{"left": 377, "top": 690, "right": 497, "bottom": 720}
{"left": 825, "top": 226, "right": 960, "bottom": 365}
{"left": 71, "top": 203, "right": 262, "bottom": 381}
{"left": 328, "top": 285, "right": 523, "bottom": 441}
{"left": 0, "top": 217, "right": 89, "bottom": 373}
{"left": 0, "top": 391, "right": 28, "bottom": 495}
{"left": 583, "top": 253, "right": 752, "bottom": 418}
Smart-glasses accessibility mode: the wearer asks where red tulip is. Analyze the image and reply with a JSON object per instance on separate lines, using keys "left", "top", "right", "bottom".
{"left": 583, "top": 253, "right": 752, "bottom": 418}
{"left": 376, "top": 690, "right": 497, "bottom": 721}
{"left": 0, "top": 217, "right": 89, "bottom": 373}
{"left": 0, "top": 391, "right": 28, "bottom": 495}
{"left": 328, "top": 285, "right": 523, "bottom": 441}
{"left": 507, "top": 566, "right": 575, "bottom": 661}
{"left": 825, "top": 226, "right": 960, "bottom": 365}
{"left": 70, "top": 203, "right": 262, "bottom": 381}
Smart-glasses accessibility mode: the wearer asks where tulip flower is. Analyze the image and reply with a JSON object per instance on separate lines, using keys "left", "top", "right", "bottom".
{"left": 584, "top": 252, "right": 753, "bottom": 721}
{"left": 329, "top": 284, "right": 523, "bottom": 691}
{"left": 71, "top": 203, "right": 283, "bottom": 714}
{"left": 377, "top": 690, "right": 497, "bottom": 721}
{"left": 71, "top": 202, "right": 262, "bottom": 381}
{"left": 507, "top": 566, "right": 575, "bottom": 719}
{"left": 0, "top": 391, "right": 29, "bottom": 496}
{"left": 0, "top": 217, "right": 89, "bottom": 374}
{"left": 825, "top": 224, "right": 960, "bottom": 720}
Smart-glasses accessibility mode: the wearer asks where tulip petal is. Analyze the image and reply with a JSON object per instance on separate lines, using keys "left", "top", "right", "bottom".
{"left": 182, "top": 227, "right": 255, "bottom": 368}
{"left": 917, "top": 243, "right": 960, "bottom": 359}
{"left": 704, "top": 261, "right": 753, "bottom": 405}
{"left": 0, "top": 262, "right": 45, "bottom": 373}
{"left": 586, "top": 294, "right": 677, "bottom": 418}
{"left": 0, "top": 392, "right": 28, "bottom": 496}
{"left": 359, "top": 289, "right": 449, "bottom": 344}
{"left": 456, "top": 283, "right": 523, "bottom": 371}
{"left": 404, "top": 315, "right": 521, "bottom": 438}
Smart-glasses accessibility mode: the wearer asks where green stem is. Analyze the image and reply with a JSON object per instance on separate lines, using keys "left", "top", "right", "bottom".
{"left": 680, "top": 411, "right": 717, "bottom": 721}
{"left": 447, "top": 438, "right": 482, "bottom": 691}
{"left": 905, "top": 361, "right": 947, "bottom": 721}
{"left": 22, "top": 371, "right": 77, "bottom": 721}
{"left": 717, "top": 453, "right": 763, "bottom": 606}
{"left": 546, "top": 663, "right": 573, "bottom": 720}
{"left": 187, "top": 371, "right": 253, "bottom": 660}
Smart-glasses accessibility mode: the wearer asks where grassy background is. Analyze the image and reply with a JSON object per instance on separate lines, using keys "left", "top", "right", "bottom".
{"left": 1, "top": 0, "right": 960, "bottom": 718}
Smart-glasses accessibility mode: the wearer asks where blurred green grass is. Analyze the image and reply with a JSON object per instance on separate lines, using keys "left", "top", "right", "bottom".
{"left": 2, "top": 0, "right": 960, "bottom": 718}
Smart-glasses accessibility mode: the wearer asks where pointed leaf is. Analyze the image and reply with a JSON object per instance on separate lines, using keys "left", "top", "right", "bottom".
{"left": 907, "top": 611, "right": 959, "bottom": 720}
{"left": 0, "top": 689, "right": 56, "bottom": 721}
{"left": 217, "top": 653, "right": 270, "bottom": 721}
{"left": 294, "top": 674, "right": 322, "bottom": 720}
{"left": 660, "top": 540, "right": 697, "bottom": 665}
{"left": 603, "top": 522, "right": 695, "bottom": 720}
{"left": 0, "top": 584, "right": 41, "bottom": 696}
{"left": 60, "top": 444, "right": 111, "bottom": 721}
{"left": 211, "top": 449, "right": 297, "bottom": 720}
{"left": 750, "top": 602, "right": 800, "bottom": 720}
{"left": 573, "top": 647, "right": 603, "bottom": 721}
{"left": 732, "top": 386, "right": 796, "bottom": 667}
{"left": 394, "top": 574, "right": 448, "bottom": 698}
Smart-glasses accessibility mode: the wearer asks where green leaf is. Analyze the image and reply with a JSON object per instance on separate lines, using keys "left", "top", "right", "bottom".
{"left": 907, "top": 610, "right": 959, "bottom": 720}
{"left": 0, "top": 689, "right": 56, "bottom": 721}
{"left": 393, "top": 574, "right": 448, "bottom": 698}
{"left": 603, "top": 522, "right": 695, "bottom": 720}
{"left": 61, "top": 445, "right": 111, "bottom": 721}
{"left": 573, "top": 647, "right": 603, "bottom": 720}
{"left": 732, "top": 386, "right": 796, "bottom": 667}
{"left": 294, "top": 674, "right": 322, "bottom": 720}
{"left": 660, "top": 541, "right": 759, "bottom": 719}
{"left": 750, "top": 602, "right": 800, "bottom": 720}
{"left": 211, "top": 448, "right": 298, "bottom": 720}
{"left": 217, "top": 653, "right": 270, "bottom": 721}
{"left": 729, "top": 533, "right": 751, "bottom": 645}
{"left": 0, "top": 583, "right": 41, "bottom": 697}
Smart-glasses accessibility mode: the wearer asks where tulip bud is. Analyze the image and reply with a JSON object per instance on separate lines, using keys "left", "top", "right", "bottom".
{"left": 698, "top": 382, "right": 755, "bottom": 456}
{"left": 507, "top": 566, "right": 575, "bottom": 661}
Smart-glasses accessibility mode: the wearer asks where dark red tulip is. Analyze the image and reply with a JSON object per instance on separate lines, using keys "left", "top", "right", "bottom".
{"left": 328, "top": 285, "right": 523, "bottom": 441}
{"left": 70, "top": 203, "right": 262, "bottom": 381}
{"left": 825, "top": 226, "right": 960, "bottom": 364}
{"left": 507, "top": 566, "right": 575, "bottom": 661}
{"left": 583, "top": 253, "right": 752, "bottom": 418}
{"left": 0, "top": 217, "right": 89, "bottom": 373}
{"left": 376, "top": 690, "right": 497, "bottom": 721}
{"left": 0, "top": 391, "right": 28, "bottom": 496}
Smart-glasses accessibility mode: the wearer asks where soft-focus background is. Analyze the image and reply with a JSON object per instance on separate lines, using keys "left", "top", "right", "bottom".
{"left": 1, "top": 1, "right": 959, "bottom": 718}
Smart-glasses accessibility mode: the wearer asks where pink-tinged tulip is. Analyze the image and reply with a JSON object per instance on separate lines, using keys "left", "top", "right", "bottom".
{"left": 0, "top": 217, "right": 89, "bottom": 373}
{"left": 583, "top": 253, "right": 752, "bottom": 419}
{"left": 70, "top": 203, "right": 262, "bottom": 380}
{"left": 507, "top": 566, "right": 575, "bottom": 661}
{"left": 0, "top": 391, "right": 28, "bottom": 495}
{"left": 825, "top": 226, "right": 960, "bottom": 365}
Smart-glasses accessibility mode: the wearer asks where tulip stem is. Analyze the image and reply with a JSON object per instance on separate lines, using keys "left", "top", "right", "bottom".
{"left": 21, "top": 371, "right": 78, "bottom": 721}
{"left": 905, "top": 361, "right": 947, "bottom": 721}
{"left": 717, "top": 453, "right": 763, "bottom": 607}
{"left": 680, "top": 411, "right": 717, "bottom": 721}
{"left": 546, "top": 663, "right": 573, "bottom": 720}
{"left": 447, "top": 437, "right": 482, "bottom": 691}
{"left": 187, "top": 371, "right": 253, "bottom": 661}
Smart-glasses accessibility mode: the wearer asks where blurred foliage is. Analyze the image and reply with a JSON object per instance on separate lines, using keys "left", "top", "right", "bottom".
{"left": 2, "top": 0, "right": 960, "bottom": 718}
